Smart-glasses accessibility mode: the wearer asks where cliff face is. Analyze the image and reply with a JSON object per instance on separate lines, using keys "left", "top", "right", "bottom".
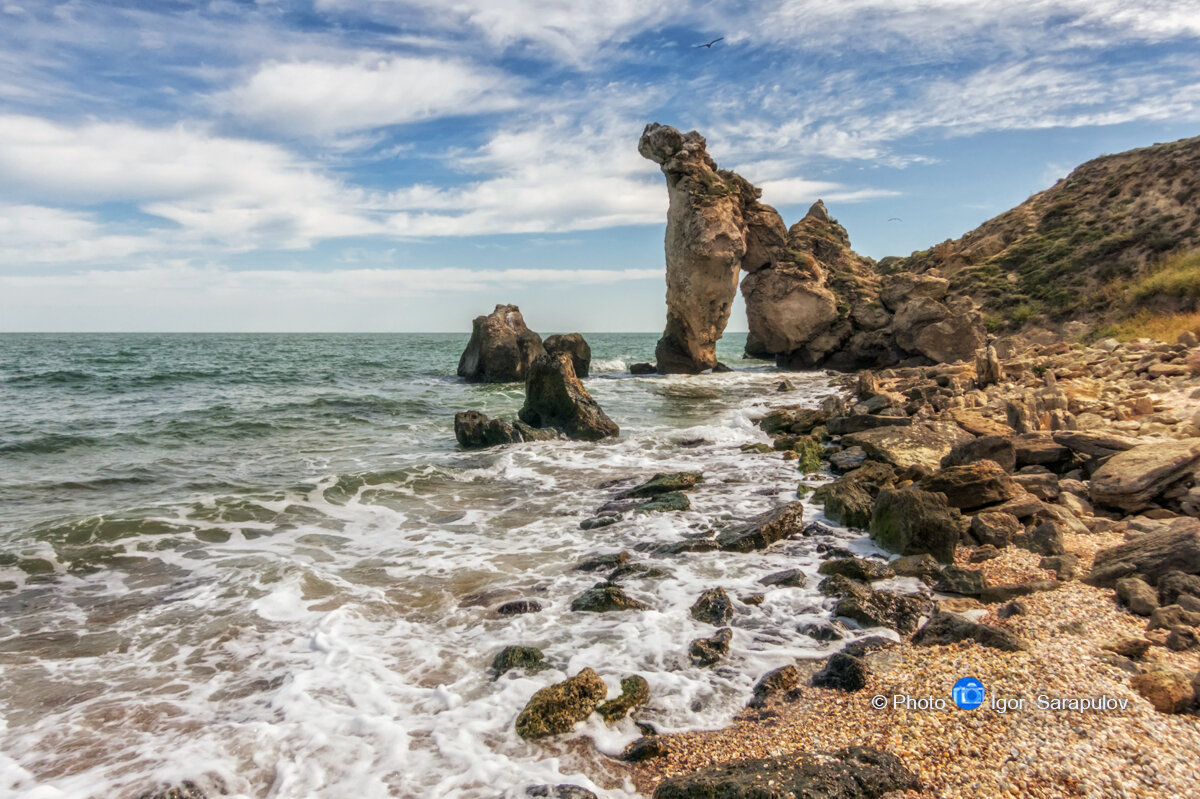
{"left": 887, "top": 134, "right": 1200, "bottom": 331}
{"left": 638, "top": 123, "right": 789, "bottom": 374}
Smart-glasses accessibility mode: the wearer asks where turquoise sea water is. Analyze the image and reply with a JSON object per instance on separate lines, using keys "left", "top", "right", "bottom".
{"left": 0, "top": 333, "right": 862, "bottom": 799}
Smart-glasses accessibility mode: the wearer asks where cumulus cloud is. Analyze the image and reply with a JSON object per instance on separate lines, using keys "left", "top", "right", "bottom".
{"left": 218, "top": 55, "right": 520, "bottom": 136}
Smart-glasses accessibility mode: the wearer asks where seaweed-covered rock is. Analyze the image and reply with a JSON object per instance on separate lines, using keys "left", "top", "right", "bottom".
{"left": 818, "top": 557, "right": 894, "bottom": 582}
{"left": 869, "top": 487, "right": 963, "bottom": 563}
{"left": 596, "top": 675, "right": 650, "bottom": 723}
{"left": 622, "top": 472, "right": 703, "bottom": 498}
{"left": 690, "top": 588, "right": 734, "bottom": 625}
{"left": 570, "top": 585, "right": 649, "bottom": 613}
{"left": 491, "top": 646, "right": 546, "bottom": 678}
{"left": 651, "top": 746, "right": 919, "bottom": 799}
{"left": 635, "top": 492, "right": 692, "bottom": 513}
{"left": 813, "top": 462, "right": 897, "bottom": 529}
{"left": 515, "top": 668, "right": 608, "bottom": 740}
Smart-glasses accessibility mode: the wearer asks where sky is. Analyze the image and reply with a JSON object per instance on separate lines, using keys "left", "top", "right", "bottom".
{"left": 1, "top": 1, "right": 1200, "bottom": 333}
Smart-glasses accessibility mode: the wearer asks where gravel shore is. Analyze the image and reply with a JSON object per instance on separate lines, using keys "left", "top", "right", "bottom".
{"left": 625, "top": 533, "right": 1200, "bottom": 798}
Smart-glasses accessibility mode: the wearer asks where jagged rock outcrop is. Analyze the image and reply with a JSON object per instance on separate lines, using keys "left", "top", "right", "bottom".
{"left": 639, "top": 123, "right": 788, "bottom": 373}
{"left": 638, "top": 123, "right": 986, "bottom": 372}
{"left": 519, "top": 353, "right": 619, "bottom": 441}
{"left": 457, "top": 304, "right": 546, "bottom": 382}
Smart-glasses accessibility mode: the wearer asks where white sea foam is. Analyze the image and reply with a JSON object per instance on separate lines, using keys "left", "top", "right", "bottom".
{"left": 0, "top": 367, "right": 892, "bottom": 799}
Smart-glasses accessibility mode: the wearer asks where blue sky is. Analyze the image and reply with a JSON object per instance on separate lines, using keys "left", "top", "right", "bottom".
{"left": 1, "top": 0, "right": 1199, "bottom": 332}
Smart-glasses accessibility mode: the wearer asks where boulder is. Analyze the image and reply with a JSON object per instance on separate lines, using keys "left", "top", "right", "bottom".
{"left": 818, "top": 556, "right": 894, "bottom": 582}
{"left": 497, "top": 599, "right": 543, "bottom": 616}
{"left": 1013, "top": 434, "right": 1071, "bottom": 468}
{"left": 892, "top": 295, "right": 985, "bottom": 364}
{"left": 622, "top": 737, "right": 670, "bottom": 762}
{"left": 651, "top": 746, "right": 919, "bottom": 799}
{"left": 940, "top": 436, "right": 1016, "bottom": 473}
{"left": 749, "top": 665, "right": 799, "bottom": 708}
{"left": 1116, "top": 577, "right": 1159, "bottom": 616}
{"left": 834, "top": 585, "right": 933, "bottom": 634}
{"left": 543, "top": 333, "right": 591, "bottom": 378}
{"left": 880, "top": 273, "right": 949, "bottom": 311}
{"left": 689, "top": 628, "right": 733, "bottom": 667}
{"left": 1051, "top": 431, "right": 1140, "bottom": 459}
{"left": 918, "top": 461, "right": 1020, "bottom": 510}
{"left": 1039, "top": 553, "right": 1082, "bottom": 581}
{"left": 934, "top": 565, "right": 988, "bottom": 596}
{"left": 458, "top": 304, "right": 546, "bottom": 383}
{"left": 1086, "top": 522, "right": 1200, "bottom": 587}
{"left": 492, "top": 646, "right": 546, "bottom": 678}
{"left": 869, "top": 487, "right": 964, "bottom": 563}
{"left": 756, "top": 406, "right": 829, "bottom": 436}
{"left": 759, "top": 569, "right": 807, "bottom": 588}
{"left": 911, "top": 613, "right": 1028, "bottom": 651}
{"left": 635, "top": 492, "right": 691, "bottom": 513}
{"left": 519, "top": 353, "right": 619, "bottom": 441}
{"left": 1131, "top": 669, "right": 1195, "bottom": 714}
{"left": 843, "top": 422, "right": 973, "bottom": 472}
{"left": 1089, "top": 439, "right": 1200, "bottom": 512}
{"left": 596, "top": 674, "right": 650, "bottom": 723}
{"left": 1158, "top": 570, "right": 1200, "bottom": 605}
{"left": 813, "top": 462, "right": 897, "bottom": 529}
{"left": 717, "top": 502, "right": 806, "bottom": 552}
{"left": 515, "top": 668, "right": 608, "bottom": 739}
{"left": 1013, "top": 520, "right": 1066, "bottom": 556}
{"left": 570, "top": 585, "right": 649, "bottom": 613}
{"left": 454, "top": 410, "right": 520, "bottom": 449}
{"left": 690, "top": 588, "right": 734, "bottom": 625}
{"left": 892, "top": 553, "right": 943, "bottom": 584}
{"left": 829, "top": 446, "right": 869, "bottom": 472}
{"left": 622, "top": 471, "right": 703, "bottom": 498}
{"left": 1013, "top": 472, "right": 1060, "bottom": 502}
{"left": 968, "top": 512, "right": 1022, "bottom": 548}
{"left": 811, "top": 652, "right": 869, "bottom": 691}
{"left": 1148, "top": 604, "right": 1200, "bottom": 631}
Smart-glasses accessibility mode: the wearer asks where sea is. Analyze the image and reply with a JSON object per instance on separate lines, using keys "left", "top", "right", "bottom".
{"left": 0, "top": 333, "right": 876, "bottom": 799}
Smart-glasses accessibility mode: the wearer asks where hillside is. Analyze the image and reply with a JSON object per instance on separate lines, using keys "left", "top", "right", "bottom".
{"left": 882, "top": 133, "right": 1200, "bottom": 336}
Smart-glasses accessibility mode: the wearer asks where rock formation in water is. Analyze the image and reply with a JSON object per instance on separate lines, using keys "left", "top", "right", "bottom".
{"left": 638, "top": 123, "right": 790, "bottom": 374}
{"left": 638, "top": 123, "right": 985, "bottom": 371}
{"left": 519, "top": 353, "right": 619, "bottom": 440}
{"left": 544, "top": 332, "right": 592, "bottom": 378}
{"left": 457, "top": 304, "right": 546, "bottom": 383}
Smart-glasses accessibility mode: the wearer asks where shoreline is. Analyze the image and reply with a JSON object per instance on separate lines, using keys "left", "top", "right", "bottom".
{"left": 582, "top": 333, "right": 1200, "bottom": 798}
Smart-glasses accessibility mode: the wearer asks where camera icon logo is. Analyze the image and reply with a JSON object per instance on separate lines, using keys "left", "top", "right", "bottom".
{"left": 951, "top": 677, "right": 985, "bottom": 710}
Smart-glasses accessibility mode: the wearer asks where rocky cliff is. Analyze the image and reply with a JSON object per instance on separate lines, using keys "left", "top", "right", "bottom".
{"left": 640, "top": 123, "right": 986, "bottom": 371}
{"left": 888, "top": 133, "right": 1200, "bottom": 333}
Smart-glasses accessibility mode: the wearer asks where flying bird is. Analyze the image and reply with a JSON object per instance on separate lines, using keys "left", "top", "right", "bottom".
{"left": 888, "top": 217, "right": 902, "bottom": 222}
{"left": 695, "top": 37, "right": 724, "bottom": 48}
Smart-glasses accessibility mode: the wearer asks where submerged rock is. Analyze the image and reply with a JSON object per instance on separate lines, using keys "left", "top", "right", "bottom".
{"left": 526, "top": 785, "right": 598, "bottom": 799}
{"left": 651, "top": 746, "right": 919, "bottom": 799}
{"left": 635, "top": 492, "right": 692, "bottom": 513}
{"left": 137, "top": 783, "right": 207, "bottom": 799}
{"left": 515, "top": 668, "right": 608, "bottom": 740}
{"left": 519, "top": 353, "right": 619, "bottom": 441}
{"left": 458, "top": 304, "right": 546, "bottom": 383}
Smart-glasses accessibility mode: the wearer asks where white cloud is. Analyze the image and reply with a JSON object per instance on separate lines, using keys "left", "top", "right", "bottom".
{"left": 0, "top": 204, "right": 154, "bottom": 263}
{"left": 0, "top": 114, "right": 379, "bottom": 253}
{"left": 218, "top": 55, "right": 520, "bottom": 136}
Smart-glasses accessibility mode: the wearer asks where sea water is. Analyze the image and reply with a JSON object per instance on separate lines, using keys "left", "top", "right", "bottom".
{"left": 0, "top": 333, "right": 873, "bottom": 798}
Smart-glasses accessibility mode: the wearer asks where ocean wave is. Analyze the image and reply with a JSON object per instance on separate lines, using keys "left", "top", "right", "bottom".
{"left": 0, "top": 432, "right": 101, "bottom": 455}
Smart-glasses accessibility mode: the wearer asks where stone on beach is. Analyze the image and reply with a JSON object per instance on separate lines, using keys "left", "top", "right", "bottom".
{"left": 869, "top": 487, "right": 963, "bottom": 563}
{"left": 515, "top": 668, "right": 608, "bottom": 740}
